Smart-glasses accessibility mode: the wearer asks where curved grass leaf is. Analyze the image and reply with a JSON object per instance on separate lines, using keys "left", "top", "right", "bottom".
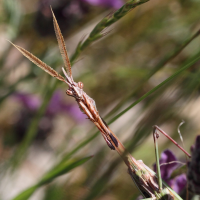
{"left": 12, "top": 156, "right": 92, "bottom": 200}
{"left": 9, "top": 79, "right": 58, "bottom": 170}
{"left": 70, "top": 0, "right": 150, "bottom": 64}
{"left": 106, "top": 29, "right": 200, "bottom": 118}
{"left": 60, "top": 131, "right": 98, "bottom": 162}
{"left": 38, "top": 156, "right": 93, "bottom": 185}
{"left": 108, "top": 51, "right": 200, "bottom": 124}
{"left": 12, "top": 186, "right": 38, "bottom": 200}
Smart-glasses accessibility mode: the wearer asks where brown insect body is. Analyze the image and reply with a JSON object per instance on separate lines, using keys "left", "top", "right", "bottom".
{"left": 63, "top": 74, "right": 119, "bottom": 150}
{"left": 63, "top": 74, "right": 117, "bottom": 150}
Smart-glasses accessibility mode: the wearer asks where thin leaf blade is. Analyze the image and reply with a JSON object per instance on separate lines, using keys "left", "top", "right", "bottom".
{"left": 12, "top": 156, "right": 92, "bottom": 200}
{"left": 38, "top": 156, "right": 93, "bottom": 185}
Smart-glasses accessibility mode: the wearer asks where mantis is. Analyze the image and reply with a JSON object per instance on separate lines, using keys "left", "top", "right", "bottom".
{"left": 10, "top": 8, "right": 191, "bottom": 200}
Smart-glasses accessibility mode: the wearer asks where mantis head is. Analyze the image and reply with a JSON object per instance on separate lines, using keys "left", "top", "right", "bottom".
{"left": 62, "top": 67, "right": 84, "bottom": 100}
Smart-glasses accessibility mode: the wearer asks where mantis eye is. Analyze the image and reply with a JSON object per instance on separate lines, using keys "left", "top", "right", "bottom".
{"left": 66, "top": 89, "right": 73, "bottom": 96}
{"left": 78, "top": 82, "right": 84, "bottom": 89}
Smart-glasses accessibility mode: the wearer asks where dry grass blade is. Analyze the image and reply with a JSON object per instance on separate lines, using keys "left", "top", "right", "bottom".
{"left": 50, "top": 7, "right": 73, "bottom": 79}
{"left": 9, "top": 41, "right": 66, "bottom": 82}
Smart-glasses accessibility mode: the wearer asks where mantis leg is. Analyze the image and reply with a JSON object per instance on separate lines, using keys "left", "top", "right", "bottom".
{"left": 152, "top": 125, "right": 191, "bottom": 191}
{"left": 153, "top": 125, "right": 191, "bottom": 158}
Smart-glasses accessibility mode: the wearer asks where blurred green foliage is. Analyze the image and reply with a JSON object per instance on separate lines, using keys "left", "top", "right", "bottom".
{"left": 0, "top": 0, "right": 200, "bottom": 199}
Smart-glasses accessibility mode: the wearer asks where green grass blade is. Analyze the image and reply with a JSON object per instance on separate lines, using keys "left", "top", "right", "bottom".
{"left": 38, "top": 156, "right": 93, "bottom": 185}
{"left": 70, "top": 0, "right": 149, "bottom": 64}
{"left": 83, "top": 158, "right": 120, "bottom": 200}
{"left": 60, "top": 131, "right": 98, "bottom": 162}
{"left": 3, "top": 0, "right": 22, "bottom": 39}
{"left": 10, "top": 79, "right": 58, "bottom": 169}
{"left": 108, "top": 52, "right": 200, "bottom": 124}
{"left": 149, "top": 29, "right": 200, "bottom": 76}
{"left": 0, "top": 73, "right": 33, "bottom": 105}
{"left": 106, "top": 29, "right": 200, "bottom": 118}
{"left": 12, "top": 156, "right": 92, "bottom": 200}
{"left": 0, "top": 0, "right": 22, "bottom": 71}
{"left": 12, "top": 186, "right": 38, "bottom": 200}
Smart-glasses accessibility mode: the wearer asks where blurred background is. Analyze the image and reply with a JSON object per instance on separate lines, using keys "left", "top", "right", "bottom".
{"left": 0, "top": 0, "right": 200, "bottom": 199}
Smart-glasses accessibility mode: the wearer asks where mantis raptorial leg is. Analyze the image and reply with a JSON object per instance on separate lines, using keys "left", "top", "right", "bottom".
{"left": 138, "top": 125, "right": 191, "bottom": 200}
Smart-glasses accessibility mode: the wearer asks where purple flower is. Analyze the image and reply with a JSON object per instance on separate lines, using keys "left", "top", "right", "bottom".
{"left": 9, "top": 91, "right": 86, "bottom": 144}
{"left": 61, "top": 104, "right": 87, "bottom": 123}
{"left": 35, "top": 0, "right": 90, "bottom": 36}
{"left": 46, "top": 90, "right": 85, "bottom": 122}
{"left": 13, "top": 91, "right": 85, "bottom": 123}
{"left": 187, "top": 135, "right": 200, "bottom": 195}
{"left": 153, "top": 150, "right": 187, "bottom": 194}
{"left": 167, "top": 174, "right": 187, "bottom": 194}
{"left": 34, "top": 0, "right": 124, "bottom": 36}
{"left": 81, "top": 0, "right": 124, "bottom": 9}
{"left": 14, "top": 92, "right": 41, "bottom": 111}
{"left": 46, "top": 90, "right": 64, "bottom": 115}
